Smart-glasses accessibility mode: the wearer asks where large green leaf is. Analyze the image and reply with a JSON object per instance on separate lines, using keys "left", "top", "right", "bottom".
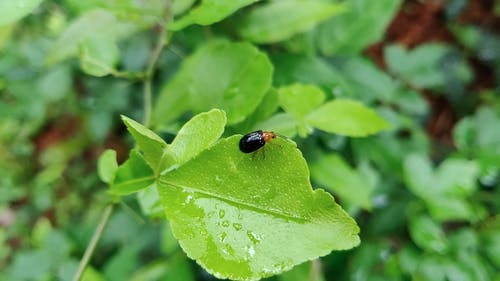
{"left": 170, "top": 0, "right": 260, "bottom": 30}
{"left": 317, "top": 0, "right": 402, "bottom": 55}
{"left": 306, "top": 99, "right": 390, "bottom": 137}
{"left": 0, "top": 0, "right": 43, "bottom": 26}
{"left": 154, "top": 40, "right": 272, "bottom": 125}
{"left": 238, "top": 0, "right": 345, "bottom": 44}
{"left": 158, "top": 136, "right": 360, "bottom": 280}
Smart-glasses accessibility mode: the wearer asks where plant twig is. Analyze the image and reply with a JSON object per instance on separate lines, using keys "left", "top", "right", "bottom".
{"left": 143, "top": 2, "right": 171, "bottom": 127}
{"left": 309, "top": 259, "right": 322, "bottom": 281}
{"left": 72, "top": 204, "right": 114, "bottom": 281}
{"left": 73, "top": 4, "right": 172, "bottom": 281}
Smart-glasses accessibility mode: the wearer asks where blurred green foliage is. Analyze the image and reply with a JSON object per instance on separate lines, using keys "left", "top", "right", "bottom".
{"left": 1, "top": 0, "right": 499, "bottom": 280}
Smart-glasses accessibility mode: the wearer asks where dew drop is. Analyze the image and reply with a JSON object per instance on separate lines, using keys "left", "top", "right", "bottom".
{"left": 184, "top": 194, "right": 193, "bottom": 204}
{"left": 219, "top": 232, "right": 227, "bottom": 243}
{"left": 207, "top": 211, "right": 215, "bottom": 218}
{"left": 248, "top": 245, "right": 255, "bottom": 257}
{"left": 244, "top": 245, "right": 256, "bottom": 259}
{"left": 222, "top": 244, "right": 235, "bottom": 257}
{"left": 218, "top": 209, "right": 226, "bottom": 218}
{"left": 246, "top": 231, "right": 261, "bottom": 244}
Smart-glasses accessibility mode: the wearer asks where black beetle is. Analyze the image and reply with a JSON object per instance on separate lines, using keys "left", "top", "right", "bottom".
{"left": 239, "top": 130, "right": 276, "bottom": 153}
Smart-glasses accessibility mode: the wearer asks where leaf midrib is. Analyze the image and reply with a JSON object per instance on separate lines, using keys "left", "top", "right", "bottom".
{"left": 158, "top": 178, "right": 309, "bottom": 222}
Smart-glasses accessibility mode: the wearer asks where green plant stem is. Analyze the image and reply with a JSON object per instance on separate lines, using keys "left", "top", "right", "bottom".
{"left": 143, "top": 2, "right": 171, "bottom": 127}
{"left": 143, "top": 79, "right": 153, "bottom": 127}
{"left": 73, "top": 5, "right": 172, "bottom": 281}
{"left": 72, "top": 204, "right": 114, "bottom": 281}
{"left": 309, "top": 259, "right": 322, "bottom": 281}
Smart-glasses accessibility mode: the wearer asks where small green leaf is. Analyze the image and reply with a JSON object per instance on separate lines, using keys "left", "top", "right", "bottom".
{"left": 154, "top": 40, "right": 272, "bottom": 125}
{"left": 404, "top": 154, "right": 481, "bottom": 222}
{"left": 79, "top": 36, "right": 119, "bottom": 77}
{"left": 253, "top": 113, "right": 297, "bottom": 138}
{"left": 310, "top": 153, "right": 373, "bottom": 210}
{"left": 414, "top": 255, "right": 446, "bottom": 281}
{"left": 170, "top": 0, "right": 259, "bottom": 30}
{"left": 434, "top": 158, "right": 479, "bottom": 196}
{"left": 167, "top": 109, "right": 226, "bottom": 168}
{"left": 238, "top": 0, "right": 345, "bottom": 44}
{"left": 409, "top": 215, "right": 447, "bottom": 253}
{"left": 425, "top": 197, "right": 475, "bottom": 222}
{"left": 385, "top": 44, "right": 451, "bottom": 88}
{"left": 98, "top": 149, "right": 118, "bottom": 184}
{"left": 158, "top": 136, "right": 360, "bottom": 280}
{"left": 403, "top": 154, "right": 435, "bottom": 199}
{"left": 137, "top": 186, "right": 163, "bottom": 217}
{"left": 121, "top": 115, "right": 168, "bottom": 172}
{"left": 306, "top": 99, "right": 390, "bottom": 137}
{"left": 317, "top": 0, "right": 402, "bottom": 55}
{"left": 0, "top": 0, "right": 43, "bottom": 26}
{"left": 278, "top": 84, "right": 325, "bottom": 121}
{"left": 337, "top": 57, "right": 398, "bottom": 102}
{"left": 110, "top": 150, "right": 155, "bottom": 195}
{"left": 454, "top": 106, "right": 500, "bottom": 160}
{"left": 278, "top": 84, "right": 325, "bottom": 137}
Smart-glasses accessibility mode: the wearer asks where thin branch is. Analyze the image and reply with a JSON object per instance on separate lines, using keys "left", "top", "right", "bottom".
{"left": 73, "top": 4, "right": 172, "bottom": 281}
{"left": 309, "top": 259, "right": 322, "bottom": 281}
{"left": 143, "top": 2, "right": 172, "bottom": 127}
{"left": 72, "top": 204, "right": 114, "bottom": 281}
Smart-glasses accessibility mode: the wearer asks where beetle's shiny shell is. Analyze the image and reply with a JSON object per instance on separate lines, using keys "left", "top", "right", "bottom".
{"left": 239, "top": 130, "right": 266, "bottom": 153}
